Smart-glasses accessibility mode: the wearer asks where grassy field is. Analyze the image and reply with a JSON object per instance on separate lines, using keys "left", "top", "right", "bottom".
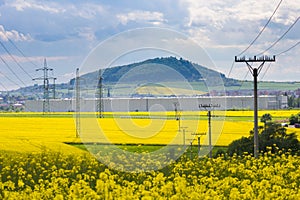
{"left": 76, "top": 81, "right": 300, "bottom": 98}
{"left": 0, "top": 110, "right": 299, "bottom": 153}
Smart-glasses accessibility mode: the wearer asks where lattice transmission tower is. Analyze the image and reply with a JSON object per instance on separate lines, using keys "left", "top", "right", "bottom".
{"left": 96, "top": 69, "right": 104, "bottom": 118}
{"left": 33, "top": 58, "right": 56, "bottom": 113}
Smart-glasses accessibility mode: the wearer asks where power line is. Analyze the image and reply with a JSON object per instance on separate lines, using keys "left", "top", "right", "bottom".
{"left": 8, "top": 38, "right": 38, "bottom": 67}
{"left": 237, "top": 38, "right": 299, "bottom": 91}
{"left": 257, "top": 16, "right": 299, "bottom": 56}
{"left": 0, "top": 70, "right": 21, "bottom": 88}
{"left": 227, "top": 60, "right": 235, "bottom": 78}
{"left": 260, "top": 40, "right": 300, "bottom": 81}
{"left": 0, "top": 55, "right": 26, "bottom": 87}
{"left": 237, "top": 70, "right": 250, "bottom": 91}
{"left": 0, "top": 81, "right": 8, "bottom": 91}
{"left": 0, "top": 40, "right": 34, "bottom": 80}
{"left": 237, "top": 0, "right": 284, "bottom": 56}
{"left": 260, "top": 62, "right": 272, "bottom": 81}
{"left": 275, "top": 40, "right": 300, "bottom": 56}
{"left": 236, "top": 61, "right": 254, "bottom": 93}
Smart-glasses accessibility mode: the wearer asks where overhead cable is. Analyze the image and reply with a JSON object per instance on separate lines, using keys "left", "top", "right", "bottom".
{"left": 236, "top": 0, "right": 284, "bottom": 56}
{"left": 0, "top": 69, "right": 22, "bottom": 88}
{"left": 257, "top": 16, "right": 299, "bottom": 56}
{"left": 8, "top": 38, "right": 38, "bottom": 67}
{"left": 275, "top": 40, "right": 300, "bottom": 56}
{"left": 0, "top": 40, "right": 33, "bottom": 80}
{"left": 0, "top": 55, "right": 26, "bottom": 87}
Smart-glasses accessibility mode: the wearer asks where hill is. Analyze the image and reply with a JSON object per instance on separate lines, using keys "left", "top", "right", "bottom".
{"left": 10, "top": 57, "right": 300, "bottom": 99}
{"left": 70, "top": 56, "right": 240, "bottom": 86}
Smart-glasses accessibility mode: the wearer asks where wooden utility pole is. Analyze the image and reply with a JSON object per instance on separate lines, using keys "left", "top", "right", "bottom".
{"left": 180, "top": 126, "right": 188, "bottom": 147}
{"left": 235, "top": 55, "right": 275, "bottom": 158}
{"left": 173, "top": 102, "right": 181, "bottom": 131}
{"left": 199, "top": 103, "right": 220, "bottom": 158}
{"left": 191, "top": 132, "right": 206, "bottom": 157}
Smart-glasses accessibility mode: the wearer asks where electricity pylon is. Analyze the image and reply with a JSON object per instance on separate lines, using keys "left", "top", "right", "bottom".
{"left": 33, "top": 58, "right": 56, "bottom": 114}
{"left": 75, "top": 68, "right": 80, "bottom": 138}
{"left": 96, "top": 69, "right": 104, "bottom": 118}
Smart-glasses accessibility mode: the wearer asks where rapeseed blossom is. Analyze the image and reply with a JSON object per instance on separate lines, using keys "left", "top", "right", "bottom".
{"left": 0, "top": 150, "right": 299, "bottom": 199}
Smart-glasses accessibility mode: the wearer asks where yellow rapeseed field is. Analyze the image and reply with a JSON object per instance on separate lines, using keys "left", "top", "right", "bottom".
{"left": 0, "top": 111, "right": 300, "bottom": 199}
{"left": 0, "top": 114, "right": 81, "bottom": 153}
{"left": 1, "top": 149, "right": 300, "bottom": 199}
{"left": 0, "top": 110, "right": 299, "bottom": 152}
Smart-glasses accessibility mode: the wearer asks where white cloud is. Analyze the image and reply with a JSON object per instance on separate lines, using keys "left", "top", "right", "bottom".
{"left": 183, "top": 0, "right": 229, "bottom": 29}
{"left": 117, "top": 10, "right": 165, "bottom": 25}
{"left": 9, "top": 0, "right": 65, "bottom": 13}
{"left": 76, "top": 27, "right": 96, "bottom": 41}
{"left": 0, "top": 54, "right": 69, "bottom": 65}
{"left": 182, "top": 0, "right": 299, "bottom": 27}
{"left": 8, "top": 0, "right": 107, "bottom": 19}
{"left": 70, "top": 3, "right": 105, "bottom": 19}
{"left": 0, "top": 25, "right": 32, "bottom": 41}
{"left": 1, "top": 0, "right": 299, "bottom": 83}
{"left": 180, "top": 0, "right": 300, "bottom": 50}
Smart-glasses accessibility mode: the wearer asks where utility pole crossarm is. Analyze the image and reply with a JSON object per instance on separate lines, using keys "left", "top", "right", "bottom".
{"left": 191, "top": 132, "right": 206, "bottom": 137}
{"left": 234, "top": 55, "right": 275, "bottom": 62}
{"left": 199, "top": 104, "right": 220, "bottom": 109}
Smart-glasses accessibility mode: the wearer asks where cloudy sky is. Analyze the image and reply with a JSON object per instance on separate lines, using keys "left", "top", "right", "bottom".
{"left": 0, "top": 0, "right": 299, "bottom": 90}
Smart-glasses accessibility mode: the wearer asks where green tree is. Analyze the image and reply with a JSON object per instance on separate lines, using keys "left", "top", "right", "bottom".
{"left": 289, "top": 113, "right": 300, "bottom": 125}
{"left": 259, "top": 122, "right": 300, "bottom": 154}
{"left": 261, "top": 113, "right": 272, "bottom": 131}
{"left": 288, "top": 95, "right": 295, "bottom": 107}
{"left": 227, "top": 122, "right": 300, "bottom": 156}
{"left": 227, "top": 136, "right": 252, "bottom": 156}
{"left": 288, "top": 96, "right": 300, "bottom": 108}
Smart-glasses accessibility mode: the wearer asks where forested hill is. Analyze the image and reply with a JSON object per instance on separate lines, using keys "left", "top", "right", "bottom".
{"left": 71, "top": 57, "right": 240, "bottom": 87}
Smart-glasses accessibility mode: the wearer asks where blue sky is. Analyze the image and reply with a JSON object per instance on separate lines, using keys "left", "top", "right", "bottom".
{"left": 0, "top": 0, "right": 299, "bottom": 90}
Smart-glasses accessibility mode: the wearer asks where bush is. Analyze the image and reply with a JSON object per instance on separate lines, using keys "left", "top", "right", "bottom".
{"left": 289, "top": 113, "right": 300, "bottom": 125}
{"left": 227, "top": 122, "right": 300, "bottom": 156}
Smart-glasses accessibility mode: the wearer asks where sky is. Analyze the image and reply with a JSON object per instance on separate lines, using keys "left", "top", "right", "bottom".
{"left": 0, "top": 0, "right": 299, "bottom": 90}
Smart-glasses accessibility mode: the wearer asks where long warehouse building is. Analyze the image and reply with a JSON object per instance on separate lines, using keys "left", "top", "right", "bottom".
{"left": 25, "top": 95, "right": 288, "bottom": 112}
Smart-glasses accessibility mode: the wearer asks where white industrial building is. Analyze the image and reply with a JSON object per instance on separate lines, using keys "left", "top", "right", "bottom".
{"left": 25, "top": 95, "right": 288, "bottom": 112}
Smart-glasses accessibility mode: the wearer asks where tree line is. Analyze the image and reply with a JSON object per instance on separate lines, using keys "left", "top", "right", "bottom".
{"left": 288, "top": 95, "right": 300, "bottom": 108}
